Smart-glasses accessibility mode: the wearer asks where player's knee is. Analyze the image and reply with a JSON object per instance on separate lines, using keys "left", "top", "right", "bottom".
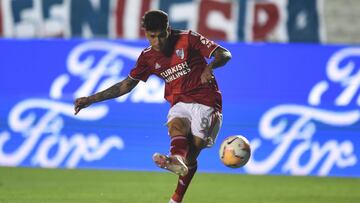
{"left": 192, "top": 136, "right": 207, "bottom": 150}
{"left": 167, "top": 118, "right": 190, "bottom": 136}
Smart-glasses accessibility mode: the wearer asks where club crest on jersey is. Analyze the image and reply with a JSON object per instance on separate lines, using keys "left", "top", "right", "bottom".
{"left": 155, "top": 63, "right": 161, "bottom": 69}
{"left": 176, "top": 48, "right": 185, "bottom": 60}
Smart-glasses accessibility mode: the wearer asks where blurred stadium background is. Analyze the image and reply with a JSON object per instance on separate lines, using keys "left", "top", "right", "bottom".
{"left": 0, "top": 0, "right": 359, "bottom": 202}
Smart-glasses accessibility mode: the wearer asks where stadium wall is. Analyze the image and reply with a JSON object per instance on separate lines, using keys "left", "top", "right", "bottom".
{"left": 324, "top": 0, "right": 360, "bottom": 44}
{"left": 1, "top": 0, "right": 360, "bottom": 44}
{"left": 0, "top": 39, "right": 359, "bottom": 177}
{"left": 0, "top": 0, "right": 324, "bottom": 42}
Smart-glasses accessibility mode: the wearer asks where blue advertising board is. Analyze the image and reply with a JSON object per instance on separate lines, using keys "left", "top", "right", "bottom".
{"left": 0, "top": 39, "right": 359, "bottom": 177}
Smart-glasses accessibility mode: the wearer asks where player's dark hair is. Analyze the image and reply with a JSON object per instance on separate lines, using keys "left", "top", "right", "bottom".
{"left": 141, "top": 10, "right": 169, "bottom": 31}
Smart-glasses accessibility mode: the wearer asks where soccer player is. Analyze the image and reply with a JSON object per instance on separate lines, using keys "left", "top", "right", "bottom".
{"left": 74, "top": 10, "right": 231, "bottom": 203}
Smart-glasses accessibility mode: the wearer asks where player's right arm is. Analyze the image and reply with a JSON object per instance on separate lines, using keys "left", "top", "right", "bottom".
{"left": 74, "top": 76, "right": 139, "bottom": 115}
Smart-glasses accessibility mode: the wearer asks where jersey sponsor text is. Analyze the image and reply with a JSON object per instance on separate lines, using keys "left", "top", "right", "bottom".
{"left": 160, "top": 61, "right": 191, "bottom": 83}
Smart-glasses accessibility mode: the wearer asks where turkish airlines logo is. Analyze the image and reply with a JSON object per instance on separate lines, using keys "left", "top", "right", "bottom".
{"left": 159, "top": 61, "right": 190, "bottom": 83}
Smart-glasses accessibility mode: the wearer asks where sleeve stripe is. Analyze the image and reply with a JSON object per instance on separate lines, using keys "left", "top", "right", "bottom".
{"left": 128, "top": 74, "right": 140, "bottom": 81}
{"left": 208, "top": 44, "right": 220, "bottom": 58}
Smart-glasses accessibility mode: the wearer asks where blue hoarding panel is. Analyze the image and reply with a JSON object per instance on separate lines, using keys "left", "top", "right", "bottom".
{"left": 0, "top": 39, "right": 359, "bottom": 177}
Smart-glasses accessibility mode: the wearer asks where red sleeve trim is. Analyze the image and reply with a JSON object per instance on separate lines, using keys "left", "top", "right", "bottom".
{"left": 208, "top": 44, "right": 220, "bottom": 58}
{"left": 128, "top": 74, "right": 140, "bottom": 81}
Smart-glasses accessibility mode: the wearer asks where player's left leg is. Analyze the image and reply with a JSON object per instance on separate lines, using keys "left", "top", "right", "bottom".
{"left": 170, "top": 106, "right": 222, "bottom": 203}
{"left": 170, "top": 135, "right": 205, "bottom": 203}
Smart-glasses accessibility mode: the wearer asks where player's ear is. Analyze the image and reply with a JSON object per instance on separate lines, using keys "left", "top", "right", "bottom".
{"left": 143, "top": 29, "right": 150, "bottom": 39}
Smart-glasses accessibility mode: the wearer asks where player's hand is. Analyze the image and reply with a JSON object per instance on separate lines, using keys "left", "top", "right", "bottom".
{"left": 74, "top": 97, "right": 91, "bottom": 115}
{"left": 201, "top": 65, "right": 215, "bottom": 84}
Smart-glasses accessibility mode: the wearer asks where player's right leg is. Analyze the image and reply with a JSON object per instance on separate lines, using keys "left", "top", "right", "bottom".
{"left": 153, "top": 116, "right": 191, "bottom": 176}
{"left": 152, "top": 152, "right": 188, "bottom": 176}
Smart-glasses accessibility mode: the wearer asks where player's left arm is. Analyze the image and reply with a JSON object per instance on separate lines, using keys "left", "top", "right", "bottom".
{"left": 201, "top": 47, "right": 232, "bottom": 84}
{"left": 209, "top": 47, "right": 232, "bottom": 70}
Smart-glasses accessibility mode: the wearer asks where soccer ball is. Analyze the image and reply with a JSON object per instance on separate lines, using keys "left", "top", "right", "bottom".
{"left": 219, "top": 135, "right": 251, "bottom": 168}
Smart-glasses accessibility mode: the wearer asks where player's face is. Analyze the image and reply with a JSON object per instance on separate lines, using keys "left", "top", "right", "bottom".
{"left": 145, "top": 28, "right": 170, "bottom": 52}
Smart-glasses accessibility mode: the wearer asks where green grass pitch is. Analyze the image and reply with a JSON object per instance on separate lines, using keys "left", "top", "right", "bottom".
{"left": 0, "top": 167, "right": 358, "bottom": 203}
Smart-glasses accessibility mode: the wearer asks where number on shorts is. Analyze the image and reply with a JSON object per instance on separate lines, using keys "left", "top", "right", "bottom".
{"left": 200, "top": 117, "right": 209, "bottom": 130}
